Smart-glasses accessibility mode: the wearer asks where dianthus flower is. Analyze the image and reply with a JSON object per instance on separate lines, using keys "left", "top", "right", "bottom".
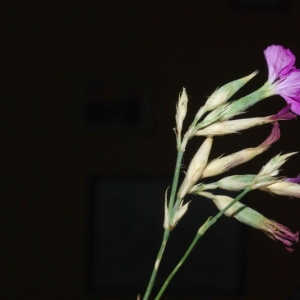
{"left": 264, "top": 45, "right": 300, "bottom": 114}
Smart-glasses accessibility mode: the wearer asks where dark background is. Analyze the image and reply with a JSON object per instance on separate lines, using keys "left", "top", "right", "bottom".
{"left": 2, "top": 1, "right": 300, "bottom": 299}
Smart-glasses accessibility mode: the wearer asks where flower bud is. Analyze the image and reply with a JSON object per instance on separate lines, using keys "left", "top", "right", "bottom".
{"left": 257, "top": 152, "right": 297, "bottom": 178}
{"left": 217, "top": 175, "right": 256, "bottom": 191}
{"left": 202, "top": 123, "right": 280, "bottom": 178}
{"left": 178, "top": 137, "right": 213, "bottom": 198}
{"left": 164, "top": 188, "right": 191, "bottom": 230}
{"left": 202, "top": 192, "right": 299, "bottom": 252}
{"left": 203, "top": 71, "right": 258, "bottom": 112}
{"left": 195, "top": 105, "right": 295, "bottom": 136}
{"left": 262, "top": 181, "right": 300, "bottom": 198}
{"left": 220, "top": 84, "right": 270, "bottom": 121}
{"left": 175, "top": 88, "right": 188, "bottom": 135}
{"left": 189, "top": 182, "right": 218, "bottom": 194}
{"left": 170, "top": 200, "right": 190, "bottom": 230}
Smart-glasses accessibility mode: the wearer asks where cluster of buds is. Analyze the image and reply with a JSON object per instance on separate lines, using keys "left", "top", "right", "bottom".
{"left": 167, "top": 45, "right": 300, "bottom": 251}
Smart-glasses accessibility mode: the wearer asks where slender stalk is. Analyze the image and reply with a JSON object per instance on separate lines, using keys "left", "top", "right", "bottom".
{"left": 168, "top": 150, "right": 184, "bottom": 219}
{"left": 142, "top": 150, "right": 185, "bottom": 300}
{"left": 154, "top": 187, "right": 251, "bottom": 300}
{"left": 142, "top": 229, "right": 170, "bottom": 300}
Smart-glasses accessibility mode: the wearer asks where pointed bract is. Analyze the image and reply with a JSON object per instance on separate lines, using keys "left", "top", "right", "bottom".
{"left": 163, "top": 188, "right": 170, "bottom": 230}
{"left": 257, "top": 152, "right": 297, "bottom": 178}
{"left": 178, "top": 137, "right": 213, "bottom": 198}
{"left": 203, "top": 71, "right": 258, "bottom": 112}
{"left": 175, "top": 88, "right": 188, "bottom": 135}
{"left": 170, "top": 200, "right": 191, "bottom": 229}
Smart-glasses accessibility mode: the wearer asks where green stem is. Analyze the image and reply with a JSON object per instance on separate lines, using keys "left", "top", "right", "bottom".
{"left": 204, "top": 186, "right": 251, "bottom": 228}
{"left": 168, "top": 150, "right": 184, "bottom": 218}
{"left": 154, "top": 187, "right": 251, "bottom": 300}
{"left": 142, "top": 150, "right": 185, "bottom": 300}
{"left": 142, "top": 229, "right": 170, "bottom": 300}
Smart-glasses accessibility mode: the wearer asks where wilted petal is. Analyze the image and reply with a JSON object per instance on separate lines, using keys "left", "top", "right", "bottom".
{"left": 260, "top": 122, "right": 280, "bottom": 148}
{"left": 263, "top": 219, "right": 299, "bottom": 253}
{"left": 286, "top": 175, "right": 300, "bottom": 184}
{"left": 268, "top": 104, "right": 297, "bottom": 121}
{"left": 202, "top": 123, "right": 280, "bottom": 178}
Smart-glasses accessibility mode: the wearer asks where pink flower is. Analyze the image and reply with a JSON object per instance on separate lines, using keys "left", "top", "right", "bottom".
{"left": 264, "top": 45, "right": 300, "bottom": 115}
{"left": 264, "top": 45, "right": 295, "bottom": 82}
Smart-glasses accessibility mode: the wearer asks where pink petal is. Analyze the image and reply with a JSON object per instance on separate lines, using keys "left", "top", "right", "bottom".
{"left": 264, "top": 219, "right": 299, "bottom": 252}
{"left": 286, "top": 175, "right": 300, "bottom": 184}
{"left": 264, "top": 45, "right": 296, "bottom": 82}
{"left": 269, "top": 104, "right": 297, "bottom": 121}
{"left": 260, "top": 122, "right": 280, "bottom": 148}
{"left": 272, "top": 66, "right": 300, "bottom": 115}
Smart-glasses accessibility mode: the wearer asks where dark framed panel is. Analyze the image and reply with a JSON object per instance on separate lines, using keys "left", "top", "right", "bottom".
{"left": 87, "top": 175, "right": 246, "bottom": 299}
{"left": 83, "top": 77, "right": 153, "bottom": 132}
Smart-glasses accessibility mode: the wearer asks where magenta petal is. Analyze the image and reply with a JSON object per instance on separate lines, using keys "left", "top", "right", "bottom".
{"left": 272, "top": 66, "right": 300, "bottom": 115}
{"left": 275, "top": 103, "right": 292, "bottom": 115}
{"left": 286, "top": 175, "right": 300, "bottom": 184}
{"left": 265, "top": 220, "right": 299, "bottom": 252}
{"left": 264, "top": 45, "right": 296, "bottom": 82}
{"left": 269, "top": 104, "right": 297, "bottom": 121}
{"left": 260, "top": 122, "right": 280, "bottom": 148}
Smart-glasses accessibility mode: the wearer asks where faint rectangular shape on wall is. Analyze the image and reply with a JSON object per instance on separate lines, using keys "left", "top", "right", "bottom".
{"left": 84, "top": 76, "right": 153, "bottom": 131}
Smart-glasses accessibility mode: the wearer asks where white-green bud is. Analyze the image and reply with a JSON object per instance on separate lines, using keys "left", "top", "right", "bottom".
{"left": 195, "top": 117, "right": 270, "bottom": 136}
{"left": 257, "top": 152, "right": 297, "bottom": 178}
{"left": 175, "top": 88, "right": 188, "bottom": 135}
{"left": 262, "top": 181, "right": 300, "bottom": 198}
{"left": 217, "top": 175, "right": 256, "bottom": 191}
{"left": 203, "top": 71, "right": 258, "bottom": 112}
{"left": 178, "top": 137, "right": 213, "bottom": 198}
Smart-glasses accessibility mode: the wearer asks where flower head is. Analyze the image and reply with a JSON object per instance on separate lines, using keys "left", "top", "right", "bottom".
{"left": 264, "top": 45, "right": 300, "bottom": 114}
{"left": 200, "top": 192, "right": 299, "bottom": 252}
